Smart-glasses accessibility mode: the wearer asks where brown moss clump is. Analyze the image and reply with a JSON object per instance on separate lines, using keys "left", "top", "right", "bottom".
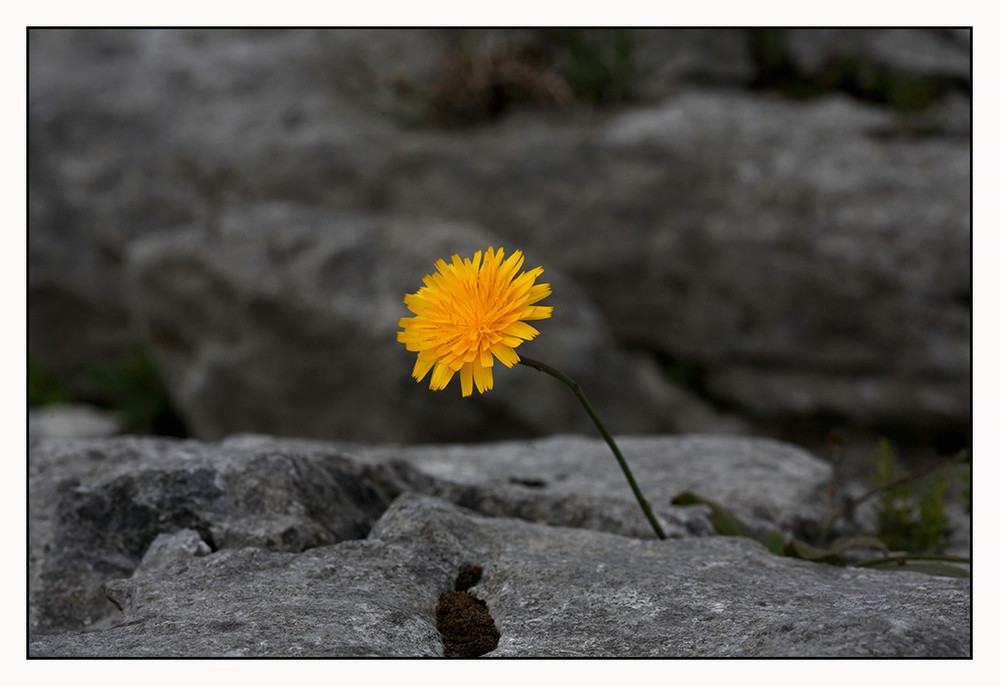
{"left": 436, "top": 564, "right": 499, "bottom": 657}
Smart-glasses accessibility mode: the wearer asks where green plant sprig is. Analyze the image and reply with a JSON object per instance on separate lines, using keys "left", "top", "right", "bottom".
{"left": 821, "top": 448, "right": 968, "bottom": 540}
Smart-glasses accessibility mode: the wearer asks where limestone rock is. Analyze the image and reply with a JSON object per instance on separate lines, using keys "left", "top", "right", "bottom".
{"left": 125, "top": 204, "right": 737, "bottom": 443}
{"left": 33, "top": 431, "right": 972, "bottom": 652}
{"left": 29, "top": 404, "right": 123, "bottom": 439}
{"left": 583, "top": 91, "right": 968, "bottom": 436}
{"left": 352, "top": 433, "right": 832, "bottom": 540}
{"left": 29, "top": 29, "right": 969, "bottom": 448}
{"left": 784, "top": 28, "right": 970, "bottom": 85}
{"left": 133, "top": 529, "right": 213, "bottom": 577}
{"left": 35, "top": 541, "right": 452, "bottom": 657}
{"left": 633, "top": 28, "right": 755, "bottom": 96}
{"left": 29, "top": 435, "right": 410, "bottom": 633}
{"left": 27, "top": 28, "right": 445, "bottom": 379}
{"left": 29, "top": 433, "right": 830, "bottom": 635}
{"left": 29, "top": 493, "right": 970, "bottom": 657}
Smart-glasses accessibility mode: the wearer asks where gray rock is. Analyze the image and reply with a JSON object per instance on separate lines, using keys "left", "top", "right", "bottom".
{"left": 784, "top": 28, "right": 970, "bottom": 84}
{"left": 352, "top": 433, "right": 833, "bottom": 540}
{"left": 585, "top": 91, "right": 968, "bottom": 433}
{"left": 27, "top": 28, "right": 446, "bottom": 380}
{"left": 778, "top": 29, "right": 971, "bottom": 139}
{"left": 125, "top": 203, "right": 739, "bottom": 443}
{"left": 33, "top": 541, "right": 453, "bottom": 657}
{"left": 28, "top": 404, "right": 123, "bottom": 439}
{"left": 29, "top": 29, "right": 969, "bottom": 448}
{"left": 29, "top": 435, "right": 410, "bottom": 633}
{"left": 29, "top": 493, "right": 970, "bottom": 657}
{"left": 633, "top": 28, "right": 755, "bottom": 95}
{"left": 33, "top": 432, "right": 970, "bottom": 649}
{"left": 133, "top": 529, "right": 213, "bottom": 577}
{"left": 29, "top": 433, "right": 830, "bottom": 635}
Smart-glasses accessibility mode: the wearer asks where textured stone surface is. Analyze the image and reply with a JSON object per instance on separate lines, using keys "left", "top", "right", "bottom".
{"left": 30, "top": 432, "right": 971, "bottom": 657}
{"left": 29, "top": 28, "right": 969, "bottom": 449}
{"left": 29, "top": 433, "right": 822, "bottom": 634}
{"left": 133, "top": 529, "right": 213, "bottom": 577}
{"left": 28, "top": 28, "right": 445, "bottom": 377}
{"left": 33, "top": 541, "right": 453, "bottom": 657}
{"left": 29, "top": 493, "right": 970, "bottom": 657}
{"left": 125, "top": 204, "right": 742, "bottom": 443}
{"left": 352, "top": 433, "right": 832, "bottom": 540}
{"left": 585, "top": 91, "right": 968, "bottom": 432}
{"left": 29, "top": 435, "right": 412, "bottom": 633}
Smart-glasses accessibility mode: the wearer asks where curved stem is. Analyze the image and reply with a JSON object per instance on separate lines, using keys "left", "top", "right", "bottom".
{"left": 518, "top": 356, "right": 667, "bottom": 540}
{"left": 853, "top": 554, "right": 970, "bottom": 568}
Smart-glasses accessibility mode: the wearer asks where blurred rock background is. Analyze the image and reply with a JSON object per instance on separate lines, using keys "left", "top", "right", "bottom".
{"left": 28, "top": 28, "right": 970, "bottom": 466}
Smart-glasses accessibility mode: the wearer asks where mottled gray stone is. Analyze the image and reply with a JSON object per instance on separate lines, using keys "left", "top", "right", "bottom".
{"left": 32, "top": 432, "right": 971, "bottom": 653}
{"left": 29, "top": 435, "right": 410, "bottom": 633}
{"left": 33, "top": 541, "right": 453, "bottom": 657}
{"left": 29, "top": 493, "right": 970, "bottom": 657}
{"left": 27, "top": 28, "right": 446, "bottom": 379}
{"left": 460, "top": 512, "right": 970, "bottom": 657}
{"left": 352, "top": 433, "right": 833, "bottom": 540}
{"left": 133, "top": 529, "right": 212, "bottom": 577}
{"left": 590, "top": 91, "right": 968, "bottom": 432}
{"left": 29, "top": 404, "right": 123, "bottom": 439}
{"left": 29, "top": 433, "right": 830, "bottom": 636}
{"left": 784, "top": 28, "right": 970, "bottom": 84}
{"left": 125, "top": 204, "right": 739, "bottom": 443}
{"left": 29, "top": 29, "right": 969, "bottom": 449}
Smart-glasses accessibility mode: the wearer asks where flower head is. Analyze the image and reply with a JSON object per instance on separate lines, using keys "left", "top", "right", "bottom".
{"left": 398, "top": 247, "right": 553, "bottom": 396}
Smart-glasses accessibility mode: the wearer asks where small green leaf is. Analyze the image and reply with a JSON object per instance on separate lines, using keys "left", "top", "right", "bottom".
{"left": 829, "top": 535, "right": 888, "bottom": 556}
{"left": 670, "top": 492, "right": 700, "bottom": 506}
{"left": 670, "top": 492, "right": 751, "bottom": 537}
{"left": 708, "top": 507, "right": 751, "bottom": 538}
{"left": 763, "top": 530, "right": 787, "bottom": 556}
{"left": 785, "top": 539, "right": 842, "bottom": 564}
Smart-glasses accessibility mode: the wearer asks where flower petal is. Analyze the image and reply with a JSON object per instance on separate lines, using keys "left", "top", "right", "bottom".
{"left": 503, "top": 321, "right": 540, "bottom": 341}
{"left": 429, "top": 363, "right": 455, "bottom": 390}
{"left": 460, "top": 364, "right": 474, "bottom": 397}
{"left": 412, "top": 356, "right": 435, "bottom": 382}
{"left": 491, "top": 343, "right": 520, "bottom": 368}
{"left": 473, "top": 358, "right": 493, "bottom": 393}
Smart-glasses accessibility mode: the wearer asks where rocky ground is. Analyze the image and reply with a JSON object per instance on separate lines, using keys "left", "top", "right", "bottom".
{"left": 28, "top": 431, "right": 970, "bottom": 657}
{"left": 27, "top": 28, "right": 972, "bottom": 658}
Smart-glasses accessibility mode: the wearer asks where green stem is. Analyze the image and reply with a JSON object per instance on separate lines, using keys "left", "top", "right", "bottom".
{"left": 518, "top": 356, "right": 667, "bottom": 540}
{"left": 852, "top": 554, "right": 970, "bottom": 568}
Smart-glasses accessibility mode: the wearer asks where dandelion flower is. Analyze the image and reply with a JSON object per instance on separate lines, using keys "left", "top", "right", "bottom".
{"left": 398, "top": 246, "right": 665, "bottom": 539}
{"left": 397, "top": 247, "right": 553, "bottom": 397}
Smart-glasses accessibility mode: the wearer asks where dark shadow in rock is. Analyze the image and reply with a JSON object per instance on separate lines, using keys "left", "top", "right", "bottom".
{"left": 454, "top": 564, "right": 483, "bottom": 592}
{"left": 508, "top": 477, "right": 548, "bottom": 488}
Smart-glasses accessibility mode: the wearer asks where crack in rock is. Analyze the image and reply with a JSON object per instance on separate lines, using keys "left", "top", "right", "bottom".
{"left": 436, "top": 565, "right": 500, "bottom": 657}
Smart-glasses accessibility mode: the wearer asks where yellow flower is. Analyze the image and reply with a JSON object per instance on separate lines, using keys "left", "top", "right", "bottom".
{"left": 398, "top": 247, "right": 553, "bottom": 396}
